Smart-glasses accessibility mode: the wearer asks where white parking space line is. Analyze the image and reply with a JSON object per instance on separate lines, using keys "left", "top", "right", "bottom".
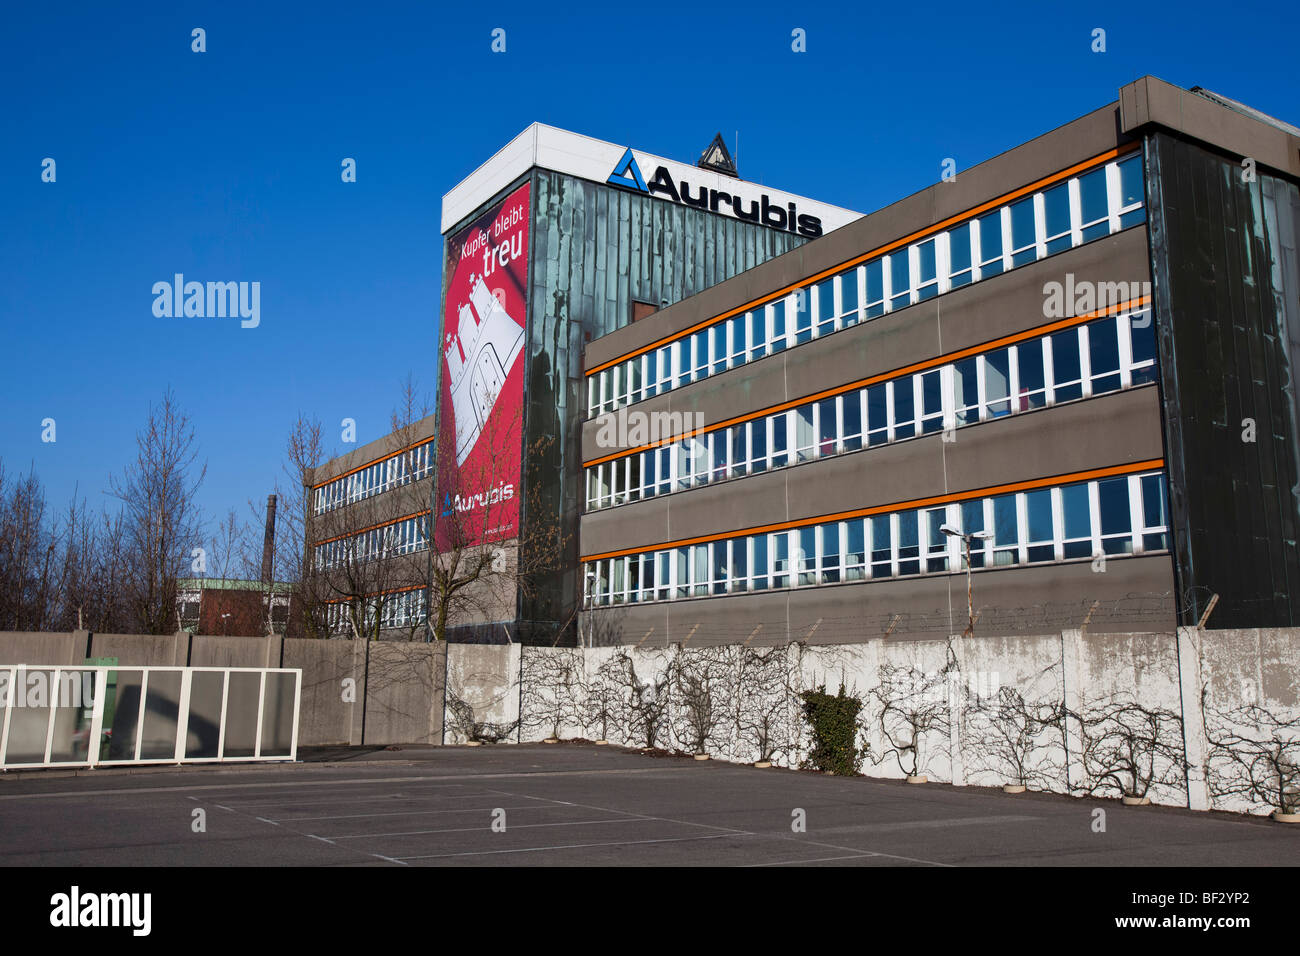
{"left": 225, "top": 786, "right": 480, "bottom": 807}
{"left": 790, "top": 839, "right": 951, "bottom": 867}
{"left": 273, "top": 800, "right": 558, "bottom": 823}
{"left": 395, "top": 832, "right": 735, "bottom": 861}
{"left": 328, "top": 817, "right": 643, "bottom": 840}
{"left": 477, "top": 785, "right": 752, "bottom": 837}
{"left": 216, "top": 791, "right": 497, "bottom": 810}
{"left": 220, "top": 794, "right": 413, "bottom": 867}
{"left": 0, "top": 765, "right": 692, "bottom": 801}
{"left": 474, "top": 784, "right": 952, "bottom": 867}
{"left": 819, "top": 814, "right": 1043, "bottom": 833}
{"left": 749, "top": 853, "right": 887, "bottom": 867}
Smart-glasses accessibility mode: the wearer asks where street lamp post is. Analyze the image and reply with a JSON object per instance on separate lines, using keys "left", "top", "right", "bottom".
{"left": 583, "top": 571, "right": 598, "bottom": 648}
{"left": 940, "top": 525, "right": 993, "bottom": 638}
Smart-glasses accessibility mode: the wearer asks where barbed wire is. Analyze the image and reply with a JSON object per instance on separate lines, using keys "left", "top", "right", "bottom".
{"left": 578, "top": 592, "right": 1179, "bottom": 648}
{"left": 450, "top": 589, "right": 1285, "bottom": 647}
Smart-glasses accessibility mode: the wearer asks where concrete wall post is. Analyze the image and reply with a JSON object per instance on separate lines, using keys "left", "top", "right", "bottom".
{"left": 1060, "top": 628, "right": 1086, "bottom": 793}
{"left": 1176, "top": 625, "right": 1211, "bottom": 811}
{"left": 947, "top": 634, "right": 967, "bottom": 788}
{"left": 70, "top": 630, "right": 91, "bottom": 665}
{"left": 348, "top": 638, "right": 368, "bottom": 745}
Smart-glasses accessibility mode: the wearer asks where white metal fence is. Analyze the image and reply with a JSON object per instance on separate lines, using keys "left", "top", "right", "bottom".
{"left": 0, "top": 665, "right": 301, "bottom": 769}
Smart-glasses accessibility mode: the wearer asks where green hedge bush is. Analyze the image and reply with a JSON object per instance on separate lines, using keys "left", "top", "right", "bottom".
{"left": 800, "top": 684, "right": 864, "bottom": 775}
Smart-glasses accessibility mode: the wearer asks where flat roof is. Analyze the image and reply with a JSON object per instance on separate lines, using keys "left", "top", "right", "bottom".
{"left": 441, "top": 123, "right": 862, "bottom": 236}
{"left": 178, "top": 578, "right": 294, "bottom": 593}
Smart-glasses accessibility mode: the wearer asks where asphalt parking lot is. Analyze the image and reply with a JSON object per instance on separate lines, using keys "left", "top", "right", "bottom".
{"left": 1, "top": 743, "right": 1297, "bottom": 866}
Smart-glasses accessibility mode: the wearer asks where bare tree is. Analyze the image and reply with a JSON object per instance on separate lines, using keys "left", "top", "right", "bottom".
{"left": 1068, "top": 696, "right": 1187, "bottom": 801}
{"left": 519, "top": 646, "right": 584, "bottom": 741}
{"left": 0, "top": 465, "right": 143, "bottom": 634}
{"left": 443, "top": 685, "right": 518, "bottom": 744}
{"left": 277, "top": 413, "right": 330, "bottom": 638}
{"left": 1204, "top": 696, "right": 1300, "bottom": 816}
{"left": 585, "top": 650, "right": 632, "bottom": 744}
{"left": 964, "top": 682, "right": 1068, "bottom": 791}
{"left": 56, "top": 489, "right": 132, "bottom": 633}
{"left": 668, "top": 644, "right": 734, "bottom": 756}
{"left": 325, "top": 381, "right": 433, "bottom": 640}
{"left": 594, "top": 649, "right": 670, "bottom": 749}
{"left": 867, "top": 660, "right": 953, "bottom": 779}
{"left": 293, "top": 378, "right": 434, "bottom": 641}
{"left": 108, "top": 389, "right": 207, "bottom": 635}
{"left": 0, "top": 462, "right": 65, "bottom": 631}
{"left": 427, "top": 379, "right": 567, "bottom": 643}
{"left": 207, "top": 508, "right": 251, "bottom": 582}
{"left": 735, "top": 644, "right": 796, "bottom": 765}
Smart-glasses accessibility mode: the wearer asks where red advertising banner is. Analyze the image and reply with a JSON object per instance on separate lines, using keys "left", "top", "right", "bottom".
{"left": 435, "top": 182, "right": 530, "bottom": 551}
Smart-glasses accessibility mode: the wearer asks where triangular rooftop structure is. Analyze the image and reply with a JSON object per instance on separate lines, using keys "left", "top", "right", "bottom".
{"left": 697, "top": 133, "right": 739, "bottom": 178}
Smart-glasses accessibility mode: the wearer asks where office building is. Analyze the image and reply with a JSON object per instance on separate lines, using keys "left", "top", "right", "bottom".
{"left": 578, "top": 76, "right": 1300, "bottom": 644}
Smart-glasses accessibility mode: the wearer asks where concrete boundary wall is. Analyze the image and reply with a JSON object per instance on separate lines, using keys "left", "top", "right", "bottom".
{"left": 5, "top": 628, "right": 1296, "bottom": 817}
{"left": 443, "top": 628, "right": 1300, "bottom": 818}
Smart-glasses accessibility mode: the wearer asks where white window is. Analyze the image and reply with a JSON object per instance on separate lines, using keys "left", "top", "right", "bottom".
{"left": 915, "top": 238, "right": 939, "bottom": 301}
{"left": 1115, "top": 154, "right": 1146, "bottom": 229}
{"left": 946, "top": 223, "right": 974, "bottom": 289}
{"left": 840, "top": 267, "right": 862, "bottom": 327}
{"left": 728, "top": 315, "right": 747, "bottom": 366}
{"left": 887, "top": 248, "right": 911, "bottom": 312}
{"left": 814, "top": 278, "right": 836, "bottom": 337}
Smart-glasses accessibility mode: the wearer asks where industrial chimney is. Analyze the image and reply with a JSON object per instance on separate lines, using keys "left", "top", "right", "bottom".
{"left": 261, "top": 494, "right": 277, "bottom": 583}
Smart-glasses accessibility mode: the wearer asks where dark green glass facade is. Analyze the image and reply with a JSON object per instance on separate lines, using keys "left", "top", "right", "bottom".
{"left": 513, "top": 169, "right": 811, "bottom": 643}
{"left": 1146, "top": 132, "right": 1300, "bottom": 627}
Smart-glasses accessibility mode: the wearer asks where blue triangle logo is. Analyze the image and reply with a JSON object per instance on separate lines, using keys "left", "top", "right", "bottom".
{"left": 607, "top": 147, "right": 648, "bottom": 192}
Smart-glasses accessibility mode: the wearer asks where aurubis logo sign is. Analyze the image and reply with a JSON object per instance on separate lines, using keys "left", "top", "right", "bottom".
{"left": 441, "top": 481, "right": 515, "bottom": 518}
{"left": 607, "top": 148, "right": 825, "bottom": 238}
{"left": 443, "top": 274, "right": 525, "bottom": 467}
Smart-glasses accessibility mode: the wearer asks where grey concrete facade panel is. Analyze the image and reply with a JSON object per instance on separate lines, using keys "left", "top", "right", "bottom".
{"left": 582, "top": 492, "right": 672, "bottom": 556}
{"left": 581, "top": 227, "right": 1152, "bottom": 462}
{"left": 1119, "top": 76, "right": 1300, "bottom": 179}
{"left": 935, "top": 226, "right": 1150, "bottom": 354}
{"left": 940, "top": 386, "right": 1164, "bottom": 491}
{"left": 664, "top": 467, "right": 793, "bottom": 541}
{"left": 585, "top": 103, "right": 1131, "bottom": 370}
{"left": 582, "top": 554, "right": 1176, "bottom": 647}
{"left": 310, "top": 478, "right": 433, "bottom": 539}
{"left": 579, "top": 387, "right": 1163, "bottom": 558}
{"left": 309, "top": 413, "right": 438, "bottom": 486}
{"left": 930, "top": 105, "right": 1127, "bottom": 221}
{"left": 781, "top": 438, "right": 947, "bottom": 525}
{"left": 782, "top": 303, "right": 940, "bottom": 405}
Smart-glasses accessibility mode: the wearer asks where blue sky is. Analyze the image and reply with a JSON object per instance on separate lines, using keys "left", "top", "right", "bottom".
{"left": 2, "top": 0, "right": 1297, "bottom": 527}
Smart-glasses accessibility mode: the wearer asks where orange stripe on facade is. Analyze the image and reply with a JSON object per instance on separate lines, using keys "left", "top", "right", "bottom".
{"left": 310, "top": 437, "right": 435, "bottom": 489}
{"left": 583, "top": 295, "right": 1152, "bottom": 468}
{"left": 313, "top": 509, "right": 431, "bottom": 547}
{"left": 325, "top": 583, "right": 425, "bottom": 605}
{"left": 586, "top": 142, "right": 1142, "bottom": 376}
{"left": 579, "top": 458, "right": 1165, "bottom": 563}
